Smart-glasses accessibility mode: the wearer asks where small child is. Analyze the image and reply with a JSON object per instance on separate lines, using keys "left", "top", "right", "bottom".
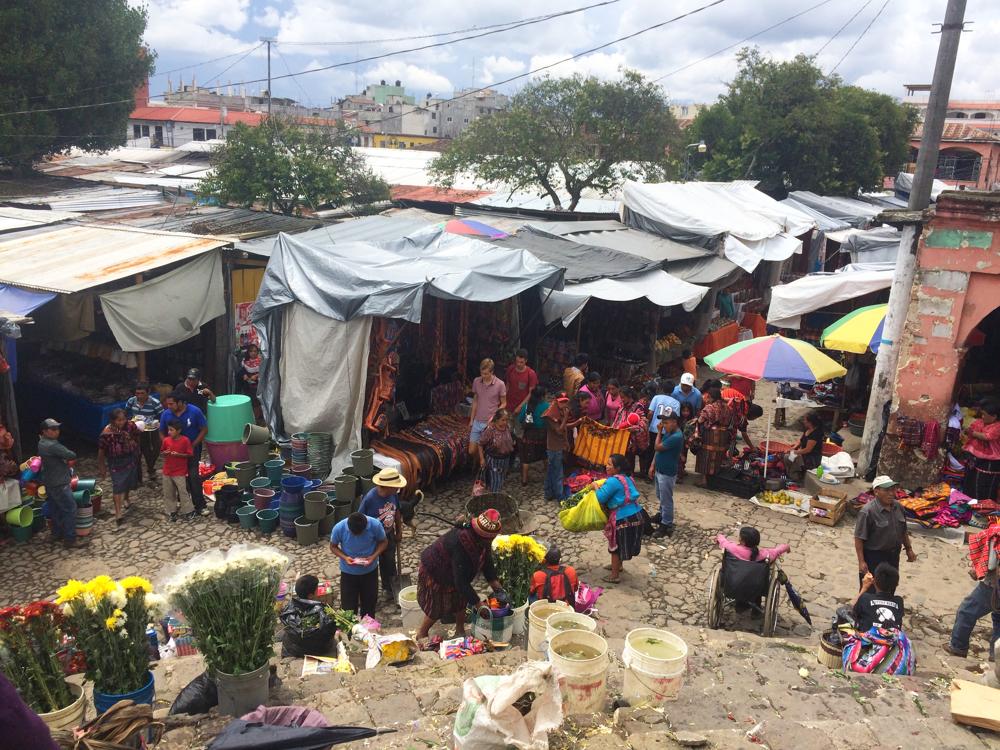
{"left": 716, "top": 526, "right": 790, "bottom": 563}
{"left": 161, "top": 419, "right": 194, "bottom": 521}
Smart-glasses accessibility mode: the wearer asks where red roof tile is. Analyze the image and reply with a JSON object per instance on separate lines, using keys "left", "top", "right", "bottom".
{"left": 130, "top": 106, "right": 265, "bottom": 126}
{"left": 390, "top": 185, "right": 493, "bottom": 204}
{"left": 912, "top": 122, "right": 1000, "bottom": 142}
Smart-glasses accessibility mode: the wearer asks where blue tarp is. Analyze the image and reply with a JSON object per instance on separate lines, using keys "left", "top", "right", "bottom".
{"left": 0, "top": 284, "right": 55, "bottom": 315}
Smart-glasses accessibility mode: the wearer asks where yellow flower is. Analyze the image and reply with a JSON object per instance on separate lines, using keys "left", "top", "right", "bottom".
{"left": 104, "top": 608, "right": 126, "bottom": 630}
{"left": 55, "top": 579, "right": 86, "bottom": 604}
{"left": 85, "top": 575, "right": 117, "bottom": 600}
{"left": 119, "top": 576, "right": 153, "bottom": 593}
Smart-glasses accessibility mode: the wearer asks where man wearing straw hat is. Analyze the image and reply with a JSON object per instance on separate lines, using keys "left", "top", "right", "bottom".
{"left": 359, "top": 467, "right": 406, "bottom": 600}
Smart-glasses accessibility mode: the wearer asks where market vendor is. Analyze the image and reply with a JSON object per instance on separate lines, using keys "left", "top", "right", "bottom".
{"left": 593, "top": 454, "right": 644, "bottom": 584}
{"left": 578, "top": 371, "right": 605, "bottom": 422}
{"left": 125, "top": 382, "right": 163, "bottom": 483}
{"left": 962, "top": 400, "right": 1000, "bottom": 501}
{"left": 175, "top": 368, "right": 216, "bottom": 415}
{"left": 414, "top": 509, "right": 505, "bottom": 641}
{"left": 280, "top": 575, "right": 335, "bottom": 657}
{"left": 693, "top": 387, "right": 732, "bottom": 484}
{"left": 358, "top": 467, "right": 406, "bottom": 600}
{"left": 160, "top": 391, "right": 209, "bottom": 516}
{"left": 854, "top": 476, "right": 917, "bottom": 585}
{"left": 785, "top": 413, "right": 826, "bottom": 481}
{"left": 611, "top": 387, "right": 649, "bottom": 474}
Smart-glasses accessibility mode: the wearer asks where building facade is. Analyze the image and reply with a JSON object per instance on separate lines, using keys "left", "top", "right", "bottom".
{"left": 908, "top": 123, "right": 1000, "bottom": 191}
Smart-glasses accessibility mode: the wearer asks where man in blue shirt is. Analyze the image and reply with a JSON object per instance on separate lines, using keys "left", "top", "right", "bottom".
{"left": 647, "top": 380, "right": 681, "bottom": 437}
{"left": 358, "top": 467, "right": 405, "bottom": 599}
{"left": 672, "top": 372, "right": 703, "bottom": 415}
{"left": 160, "top": 391, "right": 209, "bottom": 515}
{"left": 650, "top": 410, "right": 684, "bottom": 539}
{"left": 330, "top": 512, "right": 388, "bottom": 618}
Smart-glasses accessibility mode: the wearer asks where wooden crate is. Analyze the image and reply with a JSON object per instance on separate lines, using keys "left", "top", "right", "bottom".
{"left": 809, "top": 488, "right": 848, "bottom": 527}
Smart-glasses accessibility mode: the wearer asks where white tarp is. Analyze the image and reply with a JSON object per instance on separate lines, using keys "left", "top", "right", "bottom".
{"left": 541, "top": 269, "right": 708, "bottom": 327}
{"left": 767, "top": 266, "right": 895, "bottom": 329}
{"left": 99, "top": 251, "right": 225, "bottom": 352}
{"left": 278, "top": 304, "right": 371, "bottom": 471}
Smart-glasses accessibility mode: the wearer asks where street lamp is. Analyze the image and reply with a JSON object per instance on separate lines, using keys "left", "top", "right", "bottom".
{"left": 683, "top": 140, "right": 707, "bottom": 181}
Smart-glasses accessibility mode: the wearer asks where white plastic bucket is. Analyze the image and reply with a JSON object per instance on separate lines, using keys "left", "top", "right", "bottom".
{"left": 545, "top": 612, "right": 597, "bottom": 643}
{"left": 511, "top": 600, "right": 529, "bottom": 636}
{"left": 547, "top": 630, "right": 610, "bottom": 714}
{"left": 527, "top": 600, "right": 571, "bottom": 660}
{"left": 398, "top": 586, "right": 423, "bottom": 632}
{"left": 622, "top": 628, "right": 688, "bottom": 705}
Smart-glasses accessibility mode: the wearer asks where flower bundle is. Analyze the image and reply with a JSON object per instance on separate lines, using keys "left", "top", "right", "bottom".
{"left": 0, "top": 601, "right": 73, "bottom": 713}
{"left": 491, "top": 534, "right": 546, "bottom": 606}
{"left": 162, "top": 545, "right": 288, "bottom": 676}
{"left": 55, "top": 575, "right": 164, "bottom": 696}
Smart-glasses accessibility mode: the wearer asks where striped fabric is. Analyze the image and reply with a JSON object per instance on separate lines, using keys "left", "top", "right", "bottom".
{"left": 968, "top": 525, "right": 1000, "bottom": 580}
{"left": 572, "top": 417, "right": 630, "bottom": 470}
{"left": 125, "top": 395, "right": 164, "bottom": 421}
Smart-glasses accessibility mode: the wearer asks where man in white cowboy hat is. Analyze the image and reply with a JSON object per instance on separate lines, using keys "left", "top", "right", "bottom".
{"left": 359, "top": 467, "right": 407, "bottom": 598}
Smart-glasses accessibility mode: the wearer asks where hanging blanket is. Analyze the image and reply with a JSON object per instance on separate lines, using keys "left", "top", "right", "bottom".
{"left": 572, "top": 418, "right": 630, "bottom": 470}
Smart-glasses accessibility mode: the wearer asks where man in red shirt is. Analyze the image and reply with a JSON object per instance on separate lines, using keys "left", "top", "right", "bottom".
{"left": 160, "top": 419, "right": 195, "bottom": 521}
{"left": 529, "top": 545, "right": 578, "bottom": 606}
{"left": 505, "top": 348, "right": 538, "bottom": 420}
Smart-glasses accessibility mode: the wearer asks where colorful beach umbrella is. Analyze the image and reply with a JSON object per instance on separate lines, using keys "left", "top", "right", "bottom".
{"left": 442, "top": 218, "right": 508, "bottom": 239}
{"left": 820, "top": 304, "right": 887, "bottom": 354}
{"left": 704, "top": 334, "right": 847, "bottom": 383}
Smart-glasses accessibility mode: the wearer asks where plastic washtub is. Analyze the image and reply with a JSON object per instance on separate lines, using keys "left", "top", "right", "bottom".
{"left": 206, "top": 395, "right": 254, "bottom": 443}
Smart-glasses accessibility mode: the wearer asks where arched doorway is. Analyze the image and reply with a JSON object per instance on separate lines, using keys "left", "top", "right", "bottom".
{"left": 936, "top": 147, "right": 983, "bottom": 182}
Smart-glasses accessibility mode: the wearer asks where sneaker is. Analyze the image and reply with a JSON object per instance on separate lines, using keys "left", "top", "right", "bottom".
{"left": 182, "top": 512, "right": 196, "bottom": 521}
{"left": 169, "top": 512, "right": 178, "bottom": 522}
{"left": 941, "top": 642, "right": 968, "bottom": 658}
{"left": 651, "top": 525, "right": 674, "bottom": 539}
{"left": 197, "top": 508, "right": 210, "bottom": 517}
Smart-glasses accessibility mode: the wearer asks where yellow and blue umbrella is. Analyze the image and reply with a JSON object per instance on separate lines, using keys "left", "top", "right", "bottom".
{"left": 704, "top": 334, "right": 847, "bottom": 383}
{"left": 820, "top": 304, "right": 887, "bottom": 354}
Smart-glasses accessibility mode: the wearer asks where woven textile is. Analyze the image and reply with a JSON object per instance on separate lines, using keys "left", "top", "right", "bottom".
{"left": 572, "top": 418, "right": 630, "bottom": 470}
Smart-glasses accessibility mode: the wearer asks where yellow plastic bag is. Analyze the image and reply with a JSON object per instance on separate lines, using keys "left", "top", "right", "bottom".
{"left": 558, "top": 490, "right": 607, "bottom": 532}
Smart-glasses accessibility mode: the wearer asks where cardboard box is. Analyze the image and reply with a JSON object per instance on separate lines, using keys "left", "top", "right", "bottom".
{"left": 808, "top": 488, "right": 848, "bottom": 526}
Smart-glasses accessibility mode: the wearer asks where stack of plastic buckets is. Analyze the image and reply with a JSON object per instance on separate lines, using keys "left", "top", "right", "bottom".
{"left": 205, "top": 395, "right": 253, "bottom": 467}
{"left": 278, "top": 476, "right": 306, "bottom": 537}
{"left": 242, "top": 423, "right": 272, "bottom": 466}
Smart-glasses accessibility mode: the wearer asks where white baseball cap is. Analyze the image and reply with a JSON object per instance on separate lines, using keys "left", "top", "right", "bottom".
{"left": 680, "top": 373, "right": 695, "bottom": 386}
{"left": 871, "top": 475, "right": 898, "bottom": 490}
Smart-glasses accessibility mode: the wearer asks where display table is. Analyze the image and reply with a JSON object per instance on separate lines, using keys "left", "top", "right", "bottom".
{"left": 741, "top": 312, "right": 767, "bottom": 339}
{"left": 694, "top": 321, "right": 740, "bottom": 359}
{"left": 16, "top": 380, "right": 125, "bottom": 441}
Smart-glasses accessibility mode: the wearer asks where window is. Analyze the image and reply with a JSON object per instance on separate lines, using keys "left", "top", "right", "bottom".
{"left": 154, "top": 125, "right": 163, "bottom": 142}
{"left": 446, "top": 116, "right": 452, "bottom": 122}
{"left": 681, "top": 106, "right": 689, "bottom": 116}
{"left": 432, "top": 126, "right": 437, "bottom": 134}
{"left": 431, "top": 112, "right": 436, "bottom": 119}
{"left": 936, "top": 149, "right": 982, "bottom": 181}
{"left": 206, "top": 129, "right": 216, "bottom": 140}
{"left": 463, "top": 118, "right": 469, "bottom": 123}
{"left": 193, "top": 128, "right": 206, "bottom": 141}
{"left": 133, "top": 124, "right": 141, "bottom": 138}
{"left": 972, "top": 112, "right": 988, "bottom": 119}
{"left": 141, "top": 125, "right": 150, "bottom": 137}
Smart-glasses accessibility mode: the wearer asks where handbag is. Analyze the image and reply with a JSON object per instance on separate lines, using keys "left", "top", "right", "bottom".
{"left": 472, "top": 467, "right": 487, "bottom": 497}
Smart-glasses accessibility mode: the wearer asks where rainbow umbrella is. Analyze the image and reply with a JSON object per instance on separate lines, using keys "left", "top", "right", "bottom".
{"left": 704, "top": 334, "right": 847, "bottom": 383}
{"left": 442, "top": 218, "right": 508, "bottom": 239}
{"left": 820, "top": 304, "right": 887, "bottom": 354}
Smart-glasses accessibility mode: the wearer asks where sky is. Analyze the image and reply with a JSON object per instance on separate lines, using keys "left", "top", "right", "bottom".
{"left": 136, "top": 0, "right": 999, "bottom": 109}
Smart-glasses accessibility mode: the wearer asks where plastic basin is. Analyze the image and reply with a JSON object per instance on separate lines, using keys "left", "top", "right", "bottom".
{"left": 256, "top": 509, "right": 279, "bottom": 533}
{"left": 206, "top": 395, "right": 254, "bottom": 443}
{"left": 205, "top": 440, "right": 250, "bottom": 468}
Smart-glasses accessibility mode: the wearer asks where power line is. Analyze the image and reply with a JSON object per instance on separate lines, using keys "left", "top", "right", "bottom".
{"left": 274, "top": 47, "right": 316, "bottom": 108}
{"left": 828, "top": 0, "right": 892, "bottom": 75}
{"left": 815, "top": 0, "right": 874, "bottom": 56}
{"left": 654, "top": 0, "right": 835, "bottom": 81}
{"left": 200, "top": 43, "right": 265, "bottom": 91}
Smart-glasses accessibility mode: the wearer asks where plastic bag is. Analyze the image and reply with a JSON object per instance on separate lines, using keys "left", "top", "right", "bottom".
{"left": 169, "top": 672, "right": 218, "bottom": 715}
{"left": 453, "top": 662, "right": 563, "bottom": 750}
{"left": 279, "top": 599, "right": 335, "bottom": 658}
{"left": 557, "top": 490, "right": 607, "bottom": 532}
{"left": 574, "top": 582, "right": 603, "bottom": 615}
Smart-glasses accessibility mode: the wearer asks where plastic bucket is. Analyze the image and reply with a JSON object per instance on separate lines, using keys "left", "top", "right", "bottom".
{"left": 242, "top": 423, "right": 271, "bottom": 445}
{"left": 5, "top": 504, "right": 32, "bottom": 527}
{"left": 94, "top": 671, "right": 155, "bottom": 714}
{"left": 360, "top": 475, "right": 375, "bottom": 495}
{"left": 256, "top": 509, "right": 278, "bottom": 533}
{"left": 38, "top": 681, "right": 86, "bottom": 732}
{"left": 304, "top": 491, "right": 328, "bottom": 521}
{"left": 351, "top": 449, "right": 374, "bottom": 476}
{"left": 264, "top": 459, "right": 285, "bottom": 486}
{"left": 511, "top": 601, "right": 529, "bottom": 636}
{"left": 236, "top": 505, "right": 257, "bottom": 530}
{"left": 547, "top": 630, "right": 610, "bottom": 714}
{"left": 281, "top": 475, "right": 307, "bottom": 493}
{"left": 621, "top": 628, "right": 688, "bottom": 705}
{"left": 10, "top": 523, "right": 32, "bottom": 542}
{"left": 73, "top": 478, "right": 97, "bottom": 492}
{"left": 333, "top": 474, "right": 358, "bottom": 502}
{"left": 399, "top": 585, "right": 423, "bottom": 631}
{"left": 205, "top": 440, "right": 250, "bottom": 467}
{"left": 226, "top": 461, "right": 256, "bottom": 490}
{"left": 206, "top": 395, "right": 254, "bottom": 443}
{"left": 249, "top": 477, "right": 272, "bottom": 491}
{"left": 546, "top": 612, "right": 597, "bottom": 643}
{"left": 72, "top": 490, "right": 91, "bottom": 507}
{"left": 215, "top": 662, "right": 269, "bottom": 717}
{"left": 253, "top": 488, "right": 275, "bottom": 511}
{"left": 247, "top": 442, "right": 271, "bottom": 466}
{"left": 318, "top": 505, "right": 337, "bottom": 537}
{"left": 333, "top": 499, "right": 352, "bottom": 523}
{"left": 294, "top": 515, "right": 319, "bottom": 546}
{"left": 527, "top": 600, "right": 571, "bottom": 660}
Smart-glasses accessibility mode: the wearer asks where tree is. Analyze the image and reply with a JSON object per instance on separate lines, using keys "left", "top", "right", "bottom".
{"left": 430, "top": 71, "right": 681, "bottom": 210}
{"left": 689, "top": 48, "right": 918, "bottom": 197}
{"left": 0, "top": 0, "right": 153, "bottom": 174}
{"left": 199, "top": 118, "right": 389, "bottom": 215}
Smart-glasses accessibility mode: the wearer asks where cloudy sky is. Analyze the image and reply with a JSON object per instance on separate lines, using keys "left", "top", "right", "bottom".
{"left": 138, "top": 0, "right": 998, "bottom": 108}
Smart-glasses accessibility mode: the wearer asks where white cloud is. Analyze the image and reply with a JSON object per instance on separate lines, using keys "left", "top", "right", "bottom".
{"left": 525, "top": 52, "right": 629, "bottom": 82}
{"left": 363, "top": 61, "right": 452, "bottom": 96}
{"left": 255, "top": 5, "right": 281, "bottom": 28}
{"left": 143, "top": 0, "right": 251, "bottom": 55}
{"left": 480, "top": 55, "right": 525, "bottom": 85}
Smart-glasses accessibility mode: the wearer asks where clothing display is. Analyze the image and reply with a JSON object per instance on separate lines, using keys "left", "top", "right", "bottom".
{"left": 572, "top": 418, "right": 630, "bottom": 471}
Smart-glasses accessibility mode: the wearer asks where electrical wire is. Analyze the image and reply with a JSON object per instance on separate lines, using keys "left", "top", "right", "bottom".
{"left": 828, "top": 0, "right": 892, "bottom": 75}
{"left": 199, "top": 43, "right": 264, "bottom": 91}
{"left": 274, "top": 47, "right": 317, "bottom": 109}
{"left": 654, "top": 0, "right": 835, "bottom": 81}
{"left": 815, "top": 0, "right": 875, "bottom": 56}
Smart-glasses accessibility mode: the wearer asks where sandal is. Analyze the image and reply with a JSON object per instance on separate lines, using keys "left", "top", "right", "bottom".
{"left": 601, "top": 575, "right": 620, "bottom": 584}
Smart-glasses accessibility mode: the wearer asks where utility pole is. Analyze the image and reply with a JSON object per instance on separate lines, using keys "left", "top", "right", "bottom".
{"left": 857, "top": 0, "right": 967, "bottom": 476}
{"left": 260, "top": 37, "right": 276, "bottom": 115}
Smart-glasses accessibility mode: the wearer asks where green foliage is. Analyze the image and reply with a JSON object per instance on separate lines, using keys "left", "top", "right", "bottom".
{"left": 690, "top": 48, "right": 918, "bottom": 197}
{"left": 0, "top": 0, "right": 153, "bottom": 174}
{"left": 200, "top": 118, "right": 389, "bottom": 215}
{"left": 431, "top": 71, "right": 680, "bottom": 210}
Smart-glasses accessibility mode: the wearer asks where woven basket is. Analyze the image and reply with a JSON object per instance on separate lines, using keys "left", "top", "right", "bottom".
{"left": 816, "top": 632, "right": 843, "bottom": 669}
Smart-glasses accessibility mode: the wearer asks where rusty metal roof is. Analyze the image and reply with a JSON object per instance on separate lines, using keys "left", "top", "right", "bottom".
{"left": 0, "top": 207, "right": 80, "bottom": 234}
{"left": 0, "top": 222, "right": 231, "bottom": 294}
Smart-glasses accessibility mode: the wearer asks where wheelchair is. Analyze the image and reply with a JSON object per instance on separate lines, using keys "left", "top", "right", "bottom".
{"left": 706, "top": 551, "right": 783, "bottom": 637}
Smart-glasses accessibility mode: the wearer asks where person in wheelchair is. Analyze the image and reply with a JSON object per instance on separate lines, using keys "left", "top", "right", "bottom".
{"left": 716, "top": 527, "right": 790, "bottom": 613}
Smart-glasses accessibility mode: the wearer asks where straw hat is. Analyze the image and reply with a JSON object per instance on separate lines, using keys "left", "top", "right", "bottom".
{"left": 472, "top": 508, "right": 502, "bottom": 538}
{"left": 373, "top": 467, "right": 407, "bottom": 489}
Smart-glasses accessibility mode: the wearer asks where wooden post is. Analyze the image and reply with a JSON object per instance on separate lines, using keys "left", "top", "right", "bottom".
{"left": 648, "top": 308, "right": 659, "bottom": 375}
{"left": 575, "top": 312, "right": 583, "bottom": 353}
{"left": 134, "top": 274, "right": 147, "bottom": 382}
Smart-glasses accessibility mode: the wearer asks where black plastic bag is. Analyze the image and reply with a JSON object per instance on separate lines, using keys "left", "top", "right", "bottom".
{"left": 279, "top": 599, "right": 335, "bottom": 658}
{"left": 208, "top": 720, "right": 378, "bottom": 750}
{"left": 169, "top": 672, "right": 218, "bottom": 716}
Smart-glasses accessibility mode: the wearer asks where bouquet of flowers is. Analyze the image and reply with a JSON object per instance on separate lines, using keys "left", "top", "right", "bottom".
{"left": 55, "top": 575, "right": 164, "bottom": 696}
{"left": 162, "top": 545, "right": 288, "bottom": 676}
{"left": 0, "top": 601, "right": 74, "bottom": 713}
{"left": 491, "top": 534, "right": 546, "bottom": 607}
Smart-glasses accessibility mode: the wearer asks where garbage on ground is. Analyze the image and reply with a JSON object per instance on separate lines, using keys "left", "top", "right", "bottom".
{"left": 440, "top": 636, "right": 487, "bottom": 660}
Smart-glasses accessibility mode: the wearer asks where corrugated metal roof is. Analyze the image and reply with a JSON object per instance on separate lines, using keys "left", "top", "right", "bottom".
{"left": 0, "top": 223, "right": 230, "bottom": 293}
{"left": 526, "top": 220, "right": 713, "bottom": 263}
{"left": 472, "top": 192, "right": 620, "bottom": 214}
{"left": 391, "top": 185, "right": 493, "bottom": 203}
{"left": 122, "top": 206, "right": 321, "bottom": 239}
{"left": 237, "top": 214, "right": 438, "bottom": 257}
{"left": 4, "top": 186, "right": 168, "bottom": 212}
{"left": 0, "top": 207, "right": 80, "bottom": 234}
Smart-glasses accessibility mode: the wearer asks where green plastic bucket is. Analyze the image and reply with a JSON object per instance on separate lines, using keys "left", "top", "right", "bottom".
{"left": 10, "top": 523, "right": 32, "bottom": 542}
{"left": 5, "top": 505, "right": 33, "bottom": 527}
{"left": 236, "top": 505, "right": 257, "bottom": 530}
{"left": 256, "top": 509, "right": 279, "bottom": 534}
{"left": 206, "top": 395, "right": 255, "bottom": 443}
{"left": 73, "top": 490, "right": 91, "bottom": 507}
{"left": 249, "top": 477, "right": 271, "bottom": 491}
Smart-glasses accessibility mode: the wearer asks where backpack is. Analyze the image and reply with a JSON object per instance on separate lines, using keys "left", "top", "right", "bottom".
{"left": 541, "top": 566, "right": 574, "bottom": 606}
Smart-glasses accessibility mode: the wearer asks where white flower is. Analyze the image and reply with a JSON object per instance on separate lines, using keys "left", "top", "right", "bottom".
{"left": 61, "top": 604, "right": 72, "bottom": 617}
{"left": 108, "top": 585, "right": 127, "bottom": 609}
{"left": 145, "top": 593, "right": 167, "bottom": 618}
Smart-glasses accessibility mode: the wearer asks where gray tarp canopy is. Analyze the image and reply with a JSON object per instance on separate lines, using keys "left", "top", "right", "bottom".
{"left": 785, "top": 191, "right": 880, "bottom": 228}
{"left": 779, "top": 197, "right": 852, "bottom": 232}
{"left": 489, "top": 226, "right": 661, "bottom": 282}
{"left": 839, "top": 226, "right": 901, "bottom": 264}
{"left": 237, "top": 215, "right": 436, "bottom": 257}
{"left": 252, "top": 228, "right": 565, "bottom": 451}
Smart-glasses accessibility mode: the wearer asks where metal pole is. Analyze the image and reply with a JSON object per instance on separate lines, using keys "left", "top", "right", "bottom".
{"left": 857, "top": 0, "right": 967, "bottom": 476}
{"left": 260, "top": 37, "right": 276, "bottom": 115}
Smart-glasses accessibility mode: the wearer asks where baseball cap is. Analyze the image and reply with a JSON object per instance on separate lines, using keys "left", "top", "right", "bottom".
{"left": 680, "top": 373, "right": 695, "bottom": 386}
{"left": 871, "top": 475, "right": 898, "bottom": 490}
{"left": 185, "top": 368, "right": 201, "bottom": 380}
{"left": 39, "top": 418, "right": 61, "bottom": 431}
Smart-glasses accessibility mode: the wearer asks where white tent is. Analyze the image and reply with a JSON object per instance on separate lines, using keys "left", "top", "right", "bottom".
{"left": 766, "top": 264, "right": 895, "bottom": 329}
